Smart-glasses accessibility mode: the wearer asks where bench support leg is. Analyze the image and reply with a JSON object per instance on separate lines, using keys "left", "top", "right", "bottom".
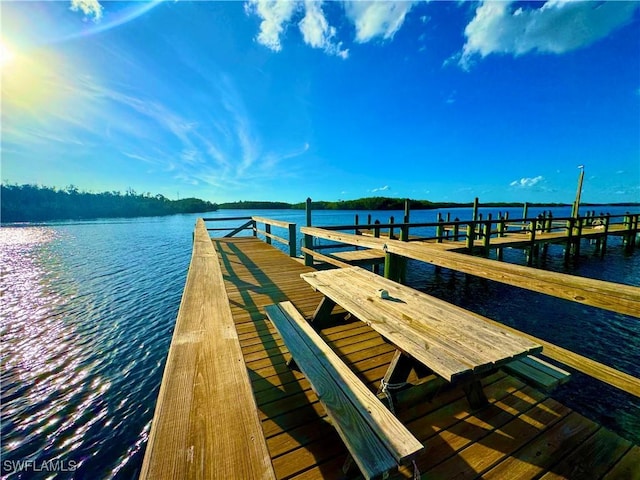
{"left": 463, "top": 379, "right": 488, "bottom": 409}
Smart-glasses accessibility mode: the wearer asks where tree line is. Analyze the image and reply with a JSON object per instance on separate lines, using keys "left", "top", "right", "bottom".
{"left": 1, "top": 184, "right": 218, "bottom": 222}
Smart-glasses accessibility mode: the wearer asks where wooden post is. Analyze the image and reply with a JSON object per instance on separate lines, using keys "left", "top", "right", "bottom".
{"left": 572, "top": 167, "right": 585, "bottom": 219}
{"left": 564, "top": 217, "right": 574, "bottom": 262}
{"left": 389, "top": 216, "right": 395, "bottom": 240}
{"left": 483, "top": 215, "right": 492, "bottom": 256}
{"left": 574, "top": 216, "right": 583, "bottom": 257}
{"left": 384, "top": 252, "right": 401, "bottom": 283}
{"left": 498, "top": 214, "right": 506, "bottom": 238}
{"left": 252, "top": 219, "right": 257, "bottom": 237}
{"left": 436, "top": 213, "right": 444, "bottom": 243}
{"left": 304, "top": 197, "right": 313, "bottom": 266}
{"left": 367, "top": 214, "right": 372, "bottom": 225}
{"left": 404, "top": 199, "right": 410, "bottom": 224}
{"left": 288, "top": 223, "right": 297, "bottom": 258}
{"left": 374, "top": 220, "right": 381, "bottom": 238}
{"left": 466, "top": 222, "right": 474, "bottom": 250}
{"left": 522, "top": 202, "right": 529, "bottom": 220}
{"left": 265, "top": 223, "right": 272, "bottom": 245}
{"left": 472, "top": 197, "right": 479, "bottom": 222}
{"left": 598, "top": 214, "right": 609, "bottom": 256}
{"left": 453, "top": 218, "right": 460, "bottom": 241}
{"left": 528, "top": 219, "right": 536, "bottom": 266}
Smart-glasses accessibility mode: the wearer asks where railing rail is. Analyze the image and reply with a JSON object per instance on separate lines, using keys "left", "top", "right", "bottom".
{"left": 204, "top": 216, "right": 297, "bottom": 257}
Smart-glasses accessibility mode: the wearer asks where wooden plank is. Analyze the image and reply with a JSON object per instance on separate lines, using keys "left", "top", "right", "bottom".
{"left": 252, "top": 216, "right": 295, "bottom": 229}
{"left": 140, "top": 219, "right": 275, "bottom": 480}
{"left": 602, "top": 446, "right": 640, "bottom": 480}
{"left": 423, "top": 397, "right": 572, "bottom": 478}
{"left": 264, "top": 303, "right": 404, "bottom": 479}
{"left": 503, "top": 355, "right": 571, "bottom": 390}
{"left": 481, "top": 412, "right": 599, "bottom": 480}
{"left": 538, "top": 427, "right": 631, "bottom": 480}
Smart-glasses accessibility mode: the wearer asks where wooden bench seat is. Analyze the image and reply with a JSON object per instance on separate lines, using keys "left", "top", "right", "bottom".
{"left": 503, "top": 355, "right": 571, "bottom": 391}
{"left": 264, "top": 301, "right": 423, "bottom": 480}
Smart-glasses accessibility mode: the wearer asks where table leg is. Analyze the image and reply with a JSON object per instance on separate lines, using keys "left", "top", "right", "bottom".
{"left": 378, "top": 351, "right": 414, "bottom": 394}
{"left": 311, "top": 297, "right": 336, "bottom": 328}
{"left": 463, "top": 379, "right": 488, "bottom": 409}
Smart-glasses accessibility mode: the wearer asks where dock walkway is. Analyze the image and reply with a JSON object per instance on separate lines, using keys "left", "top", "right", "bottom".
{"left": 141, "top": 221, "right": 639, "bottom": 479}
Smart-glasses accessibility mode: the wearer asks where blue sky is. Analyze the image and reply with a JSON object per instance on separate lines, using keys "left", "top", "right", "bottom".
{"left": 2, "top": 1, "right": 639, "bottom": 204}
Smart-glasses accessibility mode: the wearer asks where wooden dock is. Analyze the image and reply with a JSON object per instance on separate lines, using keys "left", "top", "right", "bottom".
{"left": 141, "top": 219, "right": 639, "bottom": 480}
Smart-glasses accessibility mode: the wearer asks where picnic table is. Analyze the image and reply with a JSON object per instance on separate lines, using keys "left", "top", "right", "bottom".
{"left": 301, "top": 266, "right": 545, "bottom": 408}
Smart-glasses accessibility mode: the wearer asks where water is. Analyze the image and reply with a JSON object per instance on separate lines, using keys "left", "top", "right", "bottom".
{"left": 1, "top": 207, "right": 638, "bottom": 478}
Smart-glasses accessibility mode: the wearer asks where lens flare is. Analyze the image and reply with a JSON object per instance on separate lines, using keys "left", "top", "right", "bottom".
{"left": 0, "top": 39, "right": 15, "bottom": 67}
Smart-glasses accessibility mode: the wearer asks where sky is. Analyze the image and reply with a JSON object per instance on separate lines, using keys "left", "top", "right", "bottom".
{"left": 1, "top": 1, "right": 639, "bottom": 204}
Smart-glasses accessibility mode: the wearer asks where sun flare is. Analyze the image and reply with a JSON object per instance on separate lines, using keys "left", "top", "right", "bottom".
{"left": 0, "top": 40, "right": 15, "bottom": 68}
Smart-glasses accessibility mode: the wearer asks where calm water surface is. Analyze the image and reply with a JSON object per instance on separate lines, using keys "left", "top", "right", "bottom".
{"left": 1, "top": 207, "right": 638, "bottom": 478}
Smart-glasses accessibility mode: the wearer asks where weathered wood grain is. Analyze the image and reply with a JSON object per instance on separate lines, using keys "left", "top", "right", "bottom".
{"left": 140, "top": 219, "right": 275, "bottom": 480}
{"left": 301, "top": 267, "right": 541, "bottom": 382}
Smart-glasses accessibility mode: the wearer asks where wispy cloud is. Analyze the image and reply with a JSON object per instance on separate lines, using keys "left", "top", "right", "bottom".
{"left": 510, "top": 176, "right": 544, "bottom": 188}
{"left": 344, "top": 1, "right": 416, "bottom": 43}
{"left": 460, "top": 1, "right": 639, "bottom": 69}
{"left": 372, "top": 185, "right": 390, "bottom": 193}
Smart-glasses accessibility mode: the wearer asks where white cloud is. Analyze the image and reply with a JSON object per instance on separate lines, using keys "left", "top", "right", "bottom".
{"left": 460, "top": 1, "right": 639, "bottom": 69}
{"left": 299, "top": 1, "right": 349, "bottom": 58}
{"left": 245, "top": 0, "right": 298, "bottom": 52}
{"left": 247, "top": 0, "right": 348, "bottom": 57}
{"left": 510, "top": 176, "right": 544, "bottom": 188}
{"left": 372, "top": 185, "right": 390, "bottom": 192}
{"left": 344, "top": 1, "right": 416, "bottom": 43}
{"left": 70, "top": 0, "right": 103, "bottom": 21}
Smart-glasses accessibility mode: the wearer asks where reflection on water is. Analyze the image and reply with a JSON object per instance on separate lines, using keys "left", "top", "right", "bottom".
{"left": 0, "top": 210, "right": 638, "bottom": 478}
{"left": 1, "top": 218, "right": 190, "bottom": 479}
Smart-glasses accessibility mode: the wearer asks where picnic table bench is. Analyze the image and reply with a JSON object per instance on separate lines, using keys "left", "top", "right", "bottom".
{"left": 264, "top": 301, "right": 423, "bottom": 480}
{"left": 300, "top": 267, "right": 568, "bottom": 408}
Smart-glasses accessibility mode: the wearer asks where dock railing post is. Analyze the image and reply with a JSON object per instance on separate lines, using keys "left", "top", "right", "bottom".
{"left": 453, "top": 219, "right": 460, "bottom": 241}
{"left": 252, "top": 219, "right": 257, "bottom": 237}
{"left": 528, "top": 220, "right": 537, "bottom": 266}
{"left": 436, "top": 213, "right": 444, "bottom": 243}
{"left": 265, "top": 222, "right": 272, "bottom": 245}
{"left": 373, "top": 220, "right": 381, "bottom": 238}
{"left": 466, "top": 221, "right": 475, "bottom": 250}
{"left": 599, "top": 213, "right": 610, "bottom": 256}
{"left": 565, "top": 217, "right": 575, "bottom": 262}
{"left": 483, "top": 214, "right": 492, "bottom": 255}
{"left": 389, "top": 216, "right": 395, "bottom": 240}
{"left": 304, "top": 197, "right": 313, "bottom": 266}
{"left": 404, "top": 199, "right": 410, "bottom": 224}
{"left": 288, "top": 223, "right": 297, "bottom": 258}
{"left": 574, "top": 215, "right": 583, "bottom": 256}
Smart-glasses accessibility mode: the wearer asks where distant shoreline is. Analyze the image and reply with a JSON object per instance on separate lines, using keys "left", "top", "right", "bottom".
{"left": 218, "top": 198, "right": 640, "bottom": 211}
{"left": 1, "top": 184, "right": 218, "bottom": 223}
